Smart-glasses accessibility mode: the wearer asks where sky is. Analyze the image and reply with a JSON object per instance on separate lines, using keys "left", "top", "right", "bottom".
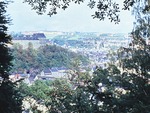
{"left": 7, "top": 0, "right": 135, "bottom": 33}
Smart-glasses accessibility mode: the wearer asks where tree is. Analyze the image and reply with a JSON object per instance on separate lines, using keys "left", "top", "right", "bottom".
{"left": 19, "top": 79, "right": 73, "bottom": 112}
{"left": 116, "top": 23, "right": 150, "bottom": 113}
{"left": 85, "top": 6, "right": 150, "bottom": 112}
{"left": 24, "top": 0, "right": 150, "bottom": 24}
{"left": 0, "top": 1, "right": 23, "bottom": 112}
{"left": 3, "top": 0, "right": 149, "bottom": 112}
{"left": 21, "top": 0, "right": 150, "bottom": 112}
{"left": 19, "top": 34, "right": 150, "bottom": 113}
{"left": 11, "top": 44, "right": 89, "bottom": 72}
{"left": 0, "top": 1, "right": 12, "bottom": 80}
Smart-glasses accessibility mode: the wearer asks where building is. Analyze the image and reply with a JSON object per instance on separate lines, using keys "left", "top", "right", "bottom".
{"left": 12, "top": 33, "right": 51, "bottom": 49}
{"left": 38, "top": 68, "right": 66, "bottom": 80}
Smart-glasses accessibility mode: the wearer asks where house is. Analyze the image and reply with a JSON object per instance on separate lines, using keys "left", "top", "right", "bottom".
{"left": 38, "top": 68, "right": 53, "bottom": 80}
{"left": 13, "top": 33, "right": 46, "bottom": 40}
{"left": 38, "top": 68, "right": 66, "bottom": 80}
{"left": 40, "top": 68, "right": 52, "bottom": 76}
{"left": 12, "top": 32, "right": 51, "bottom": 49}
{"left": 9, "top": 73, "right": 30, "bottom": 83}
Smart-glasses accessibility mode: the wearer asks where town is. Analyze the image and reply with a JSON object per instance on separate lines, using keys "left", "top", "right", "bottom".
{"left": 9, "top": 31, "right": 132, "bottom": 84}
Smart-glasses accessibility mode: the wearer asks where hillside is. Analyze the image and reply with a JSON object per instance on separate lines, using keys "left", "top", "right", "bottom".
{"left": 11, "top": 43, "right": 89, "bottom": 73}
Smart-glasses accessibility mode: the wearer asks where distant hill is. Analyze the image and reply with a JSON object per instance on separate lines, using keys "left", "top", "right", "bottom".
{"left": 11, "top": 44, "right": 89, "bottom": 73}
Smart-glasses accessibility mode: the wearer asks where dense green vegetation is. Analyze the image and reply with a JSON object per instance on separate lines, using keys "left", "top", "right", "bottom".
{"left": 11, "top": 43, "right": 89, "bottom": 73}
{"left": 20, "top": 34, "right": 150, "bottom": 113}
{"left": 0, "top": 1, "right": 23, "bottom": 112}
{"left": 0, "top": 0, "right": 149, "bottom": 112}
{"left": 18, "top": 1, "right": 150, "bottom": 111}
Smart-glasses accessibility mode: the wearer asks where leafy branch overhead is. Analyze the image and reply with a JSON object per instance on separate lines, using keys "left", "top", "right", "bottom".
{"left": 23, "top": 0, "right": 143, "bottom": 24}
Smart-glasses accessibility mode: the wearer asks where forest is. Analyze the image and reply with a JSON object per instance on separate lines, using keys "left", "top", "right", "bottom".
{"left": 11, "top": 43, "right": 89, "bottom": 74}
{"left": 0, "top": 0, "right": 150, "bottom": 113}
{"left": 19, "top": 35, "right": 150, "bottom": 112}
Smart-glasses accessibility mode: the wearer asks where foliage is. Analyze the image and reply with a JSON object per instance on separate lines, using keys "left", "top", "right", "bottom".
{"left": 20, "top": 76, "right": 92, "bottom": 113}
{"left": 0, "top": 81, "right": 23, "bottom": 113}
{"left": 116, "top": 36, "right": 150, "bottom": 112}
{"left": 20, "top": 36, "right": 150, "bottom": 112}
{"left": 19, "top": 80, "right": 52, "bottom": 112}
{"left": 86, "top": 13, "right": 150, "bottom": 112}
{"left": 23, "top": 0, "right": 141, "bottom": 23}
{"left": 19, "top": 20, "right": 150, "bottom": 113}
{"left": 0, "top": 1, "right": 12, "bottom": 79}
{"left": 5, "top": 0, "right": 150, "bottom": 112}
{"left": 19, "top": 58, "right": 91, "bottom": 112}
{"left": 23, "top": 0, "right": 150, "bottom": 24}
{"left": 0, "top": 1, "right": 23, "bottom": 112}
{"left": 11, "top": 43, "right": 89, "bottom": 73}
{"left": 19, "top": 79, "right": 72, "bottom": 112}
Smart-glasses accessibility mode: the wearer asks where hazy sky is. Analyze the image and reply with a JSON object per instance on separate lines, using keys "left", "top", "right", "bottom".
{"left": 7, "top": 0, "right": 135, "bottom": 33}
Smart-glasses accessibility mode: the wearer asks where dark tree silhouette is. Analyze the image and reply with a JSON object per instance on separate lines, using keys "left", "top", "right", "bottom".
{"left": 24, "top": 0, "right": 150, "bottom": 24}
{"left": 0, "top": 1, "right": 12, "bottom": 80}
{"left": 0, "top": 1, "right": 23, "bottom": 112}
